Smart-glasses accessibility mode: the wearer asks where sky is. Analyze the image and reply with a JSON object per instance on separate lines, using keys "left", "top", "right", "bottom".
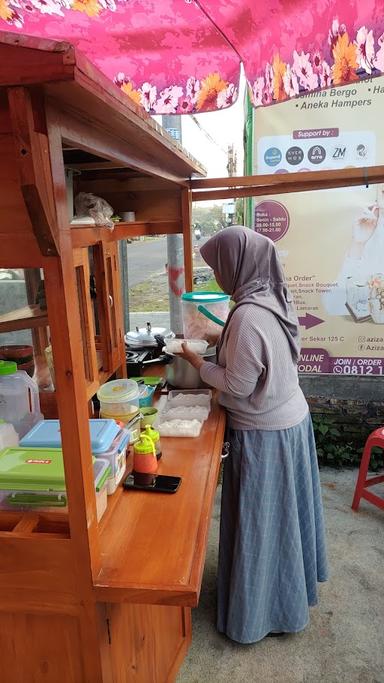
{"left": 153, "top": 71, "right": 246, "bottom": 179}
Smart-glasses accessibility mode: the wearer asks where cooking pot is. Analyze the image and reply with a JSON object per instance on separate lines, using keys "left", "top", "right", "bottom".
{"left": 165, "top": 346, "right": 216, "bottom": 389}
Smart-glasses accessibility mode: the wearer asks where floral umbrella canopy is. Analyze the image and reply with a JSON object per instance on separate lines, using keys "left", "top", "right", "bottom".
{"left": 1, "top": 0, "right": 384, "bottom": 114}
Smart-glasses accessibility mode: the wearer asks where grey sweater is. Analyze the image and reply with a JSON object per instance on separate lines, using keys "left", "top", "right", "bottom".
{"left": 200, "top": 303, "right": 308, "bottom": 430}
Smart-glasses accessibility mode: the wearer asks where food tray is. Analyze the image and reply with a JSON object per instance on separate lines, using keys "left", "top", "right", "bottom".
{"left": 167, "top": 389, "right": 212, "bottom": 408}
{"left": 160, "top": 405, "right": 209, "bottom": 422}
{"left": 157, "top": 418, "right": 203, "bottom": 438}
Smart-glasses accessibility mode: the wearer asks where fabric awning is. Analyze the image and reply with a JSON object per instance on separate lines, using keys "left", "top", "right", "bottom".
{"left": 1, "top": 0, "right": 384, "bottom": 114}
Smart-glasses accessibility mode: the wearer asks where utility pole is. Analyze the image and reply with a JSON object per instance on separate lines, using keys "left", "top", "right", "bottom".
{"left": 162, "top": 115, "right": 185, "bottom": 335}
{"left": 225, "top": 144, "right": 237, "bottom": 225}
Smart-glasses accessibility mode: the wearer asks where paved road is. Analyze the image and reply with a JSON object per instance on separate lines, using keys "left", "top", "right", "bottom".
{"left": 126, "top": 235, "right": 209, "bottom": 286}
{"left": 126, "top": 237, "right": 168, "bottom": 286}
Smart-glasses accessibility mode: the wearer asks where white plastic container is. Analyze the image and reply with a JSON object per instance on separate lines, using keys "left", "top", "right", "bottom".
{"left": 97, "top": 379, "right": 140, "bottom": 423}
{"left": 157, "top": 418, "right": 203, "bottom": 438}
{"left": 0, "top": 361, "right": 43, "bottom": 438}
{"left": 0, "top": 420, "right": 19, "bottom": 449}
{"left": 160, "top": 405, "right": 209, "bottom": 422}
{"left": 93, "top": 457, "right": 111, "bottom": 521}
{"left": 94, "top": 428, "right": 129, "bottom": 495}
{"left": 167, "top": 389, "right": 212, "bottom": 408}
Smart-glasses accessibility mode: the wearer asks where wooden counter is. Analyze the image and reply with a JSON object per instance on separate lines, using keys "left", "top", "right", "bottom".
{"left": 95, "top": 396, "right": 225, "bottom": 606}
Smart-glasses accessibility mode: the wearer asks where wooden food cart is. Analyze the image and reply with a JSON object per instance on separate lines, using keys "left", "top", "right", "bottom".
{"left": 0, "top": 35, "right": 225, "bottom": 682}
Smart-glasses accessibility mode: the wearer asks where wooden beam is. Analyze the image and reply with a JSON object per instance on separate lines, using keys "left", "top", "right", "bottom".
{"left": 0, "top": 234, "right": 42, "bottom": 267}
{"left": 7, "top": 87, "right": 59, "bottom": 256}
{"left": 52, "top": 99, "right": 193, "bottom": 186}
{"left": 191, "top": 166, "right": 384, "bottom": 202}
{"left": 0, "top": 34, "right": 75, "bottom": 87}
{"left": 0, "top": 305, "right": 48, "bottom": 334}
{"left": 70, "top": 221, "right": 181, "bottom": 248}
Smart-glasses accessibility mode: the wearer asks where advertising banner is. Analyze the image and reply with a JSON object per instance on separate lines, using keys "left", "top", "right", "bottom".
{"left": 252, "top": 78, "right": 384, "bottom": 376}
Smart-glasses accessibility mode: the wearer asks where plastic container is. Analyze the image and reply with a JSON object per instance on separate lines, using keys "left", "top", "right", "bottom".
{"left": 0, "top": 420, "right": 19, "bottom": 450}
{"left": 181, "top": 292, "right": 230, "bottom": 339}
{"left": 97, "top": 379, "right": 140, "bottom": 423}
{"left": 20, "top": 418, "right": 120, "bottom": 453}
{"left": 140, "top": 407, "right": 158, "bottom": 428}
{"left": 167, "top": 389, "right": 212, "bottom": 408}
{"left": 0, "top": 361, "right": 43, "bottom": 438}
{"left": 93, "top": 457, "right": 111, "bottom": 520}
{"left": 138, "top": 384, "right": 156, "bottom": 408}
{"left": 95, "top": 428, "right": 130, "bottom": 495}
{"left": 157, "top": 418, "right": 203, "bottom": 438}
{"left": 20, "top": 419, "right": 127, "bottom": 496}
{"left": 160, "top": 405, "right": 209, "bottom": 423}
{"left": 0, "top": 447, "right": 110, "bottom": 521}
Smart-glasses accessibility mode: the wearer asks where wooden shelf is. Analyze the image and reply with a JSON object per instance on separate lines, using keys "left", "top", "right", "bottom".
{"left": 0, "top": 305, "right": 48, "bottom": 334}
{"left": 94, "top": 397, "right": 226, "bottom": 607}
{"left": 70, "top": 220, "right": 181, "bottom": 248}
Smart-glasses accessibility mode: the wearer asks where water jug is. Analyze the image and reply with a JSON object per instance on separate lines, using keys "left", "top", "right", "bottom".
{"left": 0, "top": 361, "right": 43, "bottom": 438}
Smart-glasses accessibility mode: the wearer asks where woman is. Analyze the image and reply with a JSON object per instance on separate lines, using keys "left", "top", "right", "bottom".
{"left": 181, "top": 226, "right": 328, "bottom": 644}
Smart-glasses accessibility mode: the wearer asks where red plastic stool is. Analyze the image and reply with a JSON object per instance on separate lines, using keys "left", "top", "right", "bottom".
{"left": 352, "top": 427, "right": 384, "bottom": 511}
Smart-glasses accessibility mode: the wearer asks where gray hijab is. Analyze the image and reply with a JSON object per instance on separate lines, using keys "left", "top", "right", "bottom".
{"left": 200, "top": 226, "right": 300, "bottom": 363}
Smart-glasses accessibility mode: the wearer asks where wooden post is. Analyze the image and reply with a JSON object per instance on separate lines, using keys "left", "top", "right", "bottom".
{"left": 182, "top": 187, "right": 193, "bottom": 292}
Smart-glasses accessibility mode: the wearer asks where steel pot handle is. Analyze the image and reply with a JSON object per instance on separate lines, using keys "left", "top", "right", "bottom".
{"left": 221, "top": 442, "right": 230, "bottom": 460}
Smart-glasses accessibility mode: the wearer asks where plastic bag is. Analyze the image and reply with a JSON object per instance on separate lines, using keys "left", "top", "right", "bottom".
{"left": 74, "top": 192, "right": 115, "bottom": 230}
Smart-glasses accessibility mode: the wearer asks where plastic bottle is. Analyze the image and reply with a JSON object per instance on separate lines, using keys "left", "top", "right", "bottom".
{"left": 0, "top": 361, "right": 43, "bottom": 438}
{"left": 0, "top": 419, "right": 19, "bottom": 450}
{"left": 133, "top": 434, "right": 158, "bottom": 486}
{"left": 143, "top": 424, "right": 162, "bottom": 460}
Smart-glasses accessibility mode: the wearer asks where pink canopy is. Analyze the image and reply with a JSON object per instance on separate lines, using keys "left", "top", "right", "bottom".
{"left": 1, "top": 0, "right": 384, "bottom": 114}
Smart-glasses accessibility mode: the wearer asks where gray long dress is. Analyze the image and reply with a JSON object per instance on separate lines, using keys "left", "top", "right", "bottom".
{"left": 217, "top": 413, "right": 328, "bottom": 644}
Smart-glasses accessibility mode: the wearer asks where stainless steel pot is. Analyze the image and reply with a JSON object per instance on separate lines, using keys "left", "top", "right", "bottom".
{"left": 165, "top": 346, "right": 216, "bottom": 389}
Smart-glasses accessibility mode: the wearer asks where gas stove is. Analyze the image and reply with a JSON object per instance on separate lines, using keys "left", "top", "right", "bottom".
{"left": 125, "top": 346, "right": 168, "bottom": 375}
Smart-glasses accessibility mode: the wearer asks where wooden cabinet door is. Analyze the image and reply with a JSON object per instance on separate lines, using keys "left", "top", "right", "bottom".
{"left": 104, "top": 603, "right": 191, "bottom": 683}
{"left": 0, "top": 611, "right": 85, "bottom": 683}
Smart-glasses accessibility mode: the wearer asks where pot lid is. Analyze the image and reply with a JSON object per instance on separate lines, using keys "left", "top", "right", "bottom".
{"left": 125, "top": 322, "right": 174, "bottom": 348}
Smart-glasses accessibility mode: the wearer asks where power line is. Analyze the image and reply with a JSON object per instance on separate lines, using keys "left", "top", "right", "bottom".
{"left": 189, "top": 115, "right": 228, "bottom": 155}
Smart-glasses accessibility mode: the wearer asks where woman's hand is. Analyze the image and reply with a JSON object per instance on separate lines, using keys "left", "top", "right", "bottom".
{"left": 178, "top": 343, "right": 204, "bottom": 370}
{"left": 204, "top": 332, "right": 221, "bottom": 347}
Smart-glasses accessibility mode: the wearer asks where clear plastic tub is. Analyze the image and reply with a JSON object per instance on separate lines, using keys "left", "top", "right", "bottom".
{"left": 181, "top": 292, "right": 230, "bottom": 339}
{"left": 97, "top": 379, "right": 140, "bottom": 423}
{"left": 94, "top": 428, "right": 129, "bottom": 495}
{"left": 167, "top": 389, "right": 212, "bottom": 408}
{"left": 160, "top": 405, "right": 209, "bottom": 422}
{"left": 157, "top": 418, "right": 203, "bottom": 438}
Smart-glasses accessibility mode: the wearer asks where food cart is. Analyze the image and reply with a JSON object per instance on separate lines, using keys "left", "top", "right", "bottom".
{"left": 0, "top": 34, "right": 226, "bottom": 682}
